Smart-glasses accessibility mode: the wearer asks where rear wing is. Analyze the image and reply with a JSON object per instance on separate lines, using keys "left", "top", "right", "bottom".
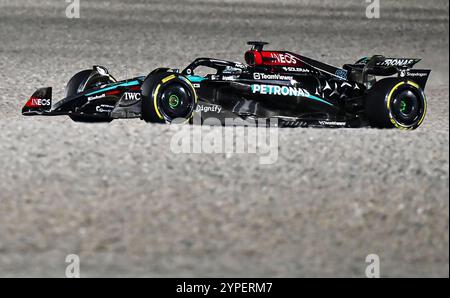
{"left": 347, "top": 56, "right": 431, "bottom": 89}
{"left": 355, "top": 56, "right": 421, "bottom": 69}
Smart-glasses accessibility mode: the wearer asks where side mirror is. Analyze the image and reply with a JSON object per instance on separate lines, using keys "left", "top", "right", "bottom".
{"left": 94, "top": 65, "right": 109, "bottom": 76}
{"left": 362, "top": 55, "right": 385, "bottom": 88}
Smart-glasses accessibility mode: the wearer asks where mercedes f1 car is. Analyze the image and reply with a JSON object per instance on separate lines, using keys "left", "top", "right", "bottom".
{"left": 22, "top": 41, "right": 430, "bottom": 129}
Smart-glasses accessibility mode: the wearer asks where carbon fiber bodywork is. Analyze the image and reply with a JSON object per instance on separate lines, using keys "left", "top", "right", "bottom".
{"left": 22, "top": 42, "right": 431, "bottom": 128}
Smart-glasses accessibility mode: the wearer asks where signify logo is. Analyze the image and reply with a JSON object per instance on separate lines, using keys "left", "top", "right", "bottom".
{"left": 196, "top": 104, "right": 222, "bottom": 113}
{"left": 251, "top": 84, "right": 310, "bottom": 97}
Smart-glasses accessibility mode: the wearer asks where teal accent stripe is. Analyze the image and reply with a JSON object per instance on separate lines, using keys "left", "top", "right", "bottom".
{"left": 186, "top": 75, "right": 205, "bottom": 83}
{"left": 85, "top": 80, "right": 140, "bottom": 96}
{"left": 307, "top": 94, "right": 335, "bottom": 107}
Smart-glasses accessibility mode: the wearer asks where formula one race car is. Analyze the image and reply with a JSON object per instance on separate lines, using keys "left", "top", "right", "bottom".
{"left": 22, "top": 41, "right": 430, "bottom": 129}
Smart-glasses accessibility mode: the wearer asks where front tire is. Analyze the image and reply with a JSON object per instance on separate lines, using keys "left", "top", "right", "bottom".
{"left": 141, "top": 72, "right": 197, "bottom": 123}
{"left": 365, "top": 78, "right": 427, "bottom": 130}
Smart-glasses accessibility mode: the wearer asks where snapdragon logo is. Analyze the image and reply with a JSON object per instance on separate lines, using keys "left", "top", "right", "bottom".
{"left": 406, "top": 71, "right": 427, "bottom": 78}
{"left": 169, "top": 114, "right": 279, "bottom": 165}
{"left": 251, "top": 84, "right": 310, "bottom": 97}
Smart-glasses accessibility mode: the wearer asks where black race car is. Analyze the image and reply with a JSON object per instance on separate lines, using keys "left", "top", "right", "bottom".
{"left": 22, "top": 41, "right": 430, "bottom": 129}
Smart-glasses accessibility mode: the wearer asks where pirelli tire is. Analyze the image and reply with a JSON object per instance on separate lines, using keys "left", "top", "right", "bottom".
{"left": 365, "top": 78, "right": 427, "bottom": 130}
{"left": 141, "top": 72, "right": 197, "bottom": 123}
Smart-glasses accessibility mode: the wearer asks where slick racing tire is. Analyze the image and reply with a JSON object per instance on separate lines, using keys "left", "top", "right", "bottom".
{"left": 365, "top": 78, "right": 427, "bottom": 130}
{"left": 141, "top": 72, "right": 197, "bottom": 123}
{"left": 64, "top": 69, "right": 115, "bottom": 98}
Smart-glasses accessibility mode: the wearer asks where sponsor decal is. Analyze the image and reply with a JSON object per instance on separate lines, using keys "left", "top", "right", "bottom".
{"left": 251, "top": 84, "right": 335, "bottom": 106}
{"left": 28, "top": 98, "right": 51, "bottom": 107}
{"left": 335, "top": 69, "right": 348, "bottom": 80}
{"left": 222, "top": 76, "right": 237, "bottom": 81}
{"left": 269, "top": 53, "right": 298, "bottom": 65}
{"left": 406, "top": 71, "right": 428, "bottom": 78}
{"left": 95, "top": 104, "right": 115, "bottom": 113}
{"left": 123, "top": 92, "right": 141, "bottom": 101}
{"left": 87, "top": 94, "right": 106, "bottom": 101}
{"left": 253, "top": 73, "right": 293, "bottom": 80}
{"left": 251, "top": 84, "right": 310, "bottom": 97}
{"left": 195, "top": 104, "right": 222, "bottom": 113}
{"left": 318, "top": 121, "right": 346, "bottom": 127}
{"left": 379, "top": 59, "right": 415, "bottom": 67}
{"left": 282, "top": 67, "right": 310, "bottom": 73}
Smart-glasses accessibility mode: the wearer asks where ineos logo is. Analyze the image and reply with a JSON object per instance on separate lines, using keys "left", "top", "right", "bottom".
{"left": 31, "top": 98, "right": 51, "bottom": 106}
{"left": 270, "top": 53, "right": 298, "bottom": 65}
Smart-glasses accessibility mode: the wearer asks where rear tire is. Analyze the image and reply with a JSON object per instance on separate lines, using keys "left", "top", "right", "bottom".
{"left": 141, "top": 72, "right": 197, "bottom": 123}
{"left": 365, "top": 78, "right": 427, "bottom": 130}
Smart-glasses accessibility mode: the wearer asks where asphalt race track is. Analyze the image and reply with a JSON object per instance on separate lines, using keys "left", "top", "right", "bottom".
{"left": 0, "top": 0, "right": 448, "bottom": 277}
